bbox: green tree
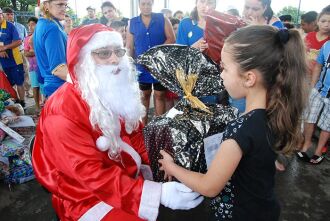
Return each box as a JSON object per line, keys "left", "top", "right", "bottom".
{"left": 67, "top": 7, "right": 81, "bottom": 27}
{"left": 277, "top": 6, "right": 305, "bottom": 24}
{"left": 0, "top": 0, "right": 37, "bottom": 11}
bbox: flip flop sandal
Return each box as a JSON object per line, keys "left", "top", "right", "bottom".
{"left": 296, "top": 151, "right": 310, "bottom": 162}
{"left": 309, "top": 155, "right": 324, "bottom": 165}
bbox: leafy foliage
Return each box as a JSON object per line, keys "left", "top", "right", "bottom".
{"left": 277, "top": 6, "right": 305, "bottom": 24}
{"left": 0, "top": 0, "right": 37, "bottom": 11}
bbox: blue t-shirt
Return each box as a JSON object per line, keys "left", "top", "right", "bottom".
{"left": 176, "top": 18, "right": 203, "bottom": 46}
{"left": 316, "top": 40, "right": 330, "bottom": 98}
{"left": 130, "top": 13, "right": 166, "bottom": 83}
{"left": 270, "top": 20, "right": 284, "bottom": 29}
{"left": 34, "top": 17, "right": 67, "bottom": 97}
{"left": 0, "top": 20, "right": 23, "bottom": 68}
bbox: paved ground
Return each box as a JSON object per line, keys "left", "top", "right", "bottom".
{"left": 1, "top": 98, "right": 329, "bottom": 220}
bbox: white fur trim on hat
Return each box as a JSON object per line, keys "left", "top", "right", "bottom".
{"left": 80, "top": 31, "right": 124, "bottom": 56}
{"left": 96, "top": 136, "right": 111, "bottom": 152}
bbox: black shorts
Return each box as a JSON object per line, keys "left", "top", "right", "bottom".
{"left": 139, "top": 82, "right": 166, "bottom": 91}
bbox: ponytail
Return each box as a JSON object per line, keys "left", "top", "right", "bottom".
{"left": 267, "top": 29, "right": 308, "bottom": 154}
{"left": 225, "top": 26, "right": 308, "bottom": 154}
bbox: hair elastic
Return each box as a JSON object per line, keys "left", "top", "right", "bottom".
{"left": 276, "top": 29, "right": 290, "bottom": 45}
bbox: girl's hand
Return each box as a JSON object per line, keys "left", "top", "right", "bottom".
{"left": 159, "top": 150, "right": 175, "bottom": 180}
{"left": 243, "top": 15, "right": 264, "bottom": 25}
{"left": 192, "top": 38, "right": 208, "bottom": 52}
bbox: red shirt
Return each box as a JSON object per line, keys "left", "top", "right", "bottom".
{"left": 304, "top": 32, "right": 330, "bottom": 78}
{"left": 305, "top": 32, "right": 330, "bottom": 60}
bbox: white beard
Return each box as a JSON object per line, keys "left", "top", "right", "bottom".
{"left": 75, "top": 54, "right": 145, "bottom": 157}
{"left": 94, "top": 60, "right": 144, "bottom": 127}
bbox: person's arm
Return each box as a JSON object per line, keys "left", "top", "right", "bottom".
{"left": 44, "top": 25, "right": 68, "bottom": 80}
{"left": 312, "top": 44, "right": 326, "bottom": 87}
{"left": 24, "top": 37, "right": 35, "bottom": 57}
{"left": 126, "top": 21, "right": 135, "bottom": 57}
{"left": 159, "top": 139, "right": 242, "bottom": 197}
{"left": 52, "top": 64, "right": 69, "bottom": 81}
{"left": 0, "top": 40, "right": 22, "bottom": 52}
{"left": 24, "top": 50, "right": 35, "bottom": 57}
{"left": 164, "top": 17, "right": 175, "bottom": 44}
{"left": 311, "top": 63, "right": 322, "bottom": 87}
{"left": 41, "top": 116, "right": 162, "bottom": 220}
{"left": 191, "top": 38, "right": 208, "bottom": 52}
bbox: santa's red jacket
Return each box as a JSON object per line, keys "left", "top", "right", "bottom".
{"left": 32, "top": 25, "right": 162, "bottom": 221}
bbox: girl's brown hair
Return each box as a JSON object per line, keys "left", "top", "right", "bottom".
{"left": 225, "top": 25, "right": 308, "bottom": 154}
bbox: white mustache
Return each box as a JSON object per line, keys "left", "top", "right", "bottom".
{"left": 95, "top": 65, "right": 120, "bottom": 75}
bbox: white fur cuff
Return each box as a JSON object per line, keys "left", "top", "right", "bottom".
{"left": 138, "top": 180, "right": 162, "bottom": 221}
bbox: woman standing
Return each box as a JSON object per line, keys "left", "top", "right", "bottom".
{"left": 176, "top": 0, "right": 216, "bottom": 51}
{"left": 242, "top": 0, "right": 284, "bottom": 28}
{"left": 126, "top": 0, "right": 175, "bottom": 124}
{"left": 34, "top": 0, "right": 68, "bottom": 97}
{"left": 175, "top": 0, "right": 218, "bottom": 105}
{"left": 100, "top": 1, "right": 129, "bottom": 28}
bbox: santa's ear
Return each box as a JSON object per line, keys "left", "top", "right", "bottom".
{"left": 96, "top": 136, "right": 111, "bottom": 151}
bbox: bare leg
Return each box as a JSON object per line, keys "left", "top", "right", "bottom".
{"left": 33, "top": 87, "right": 41, "bottom": 111}
{"left": 313, "top": 130, "right": 330, "bottom": 156}
{"left": 154, "top": 90, "right": 166, "bottom": 116}
{"left": 301, "top": 123, "right": 315, "bottom": 152}
{"left": 141, "top": 89, "right": 152, "bottom": 125}
{"left": 16, "top": 85, "right": 25, "bottom": 103}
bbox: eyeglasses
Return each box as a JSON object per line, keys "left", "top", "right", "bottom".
{"left": 51, "top": 2, "right": 69, "bottom": 9}
{"left": 92, "top": 48, "right": 126, "bottom": 59}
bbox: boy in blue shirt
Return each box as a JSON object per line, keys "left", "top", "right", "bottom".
{"left": 298, "top": 40, "right": 330, "bottom": 164}
{"left": 0, "top": 8, "right": 25, "bottom": 106}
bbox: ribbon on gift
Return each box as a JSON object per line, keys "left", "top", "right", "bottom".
{"left": 176, "top": 69, "right": 212, "bottom": 114}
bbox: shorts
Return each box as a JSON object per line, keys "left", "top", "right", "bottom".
{"left": 139, "top": 82, "right": 166, "bottom": 91}
{"left": 2, "top": 64, "right": 25, "bottom": 86}
{"left": 28, "top": 71, "right": 40, "bottom": 88}
{"left": 304, "top": 88, "right": 330, "bottom": 132}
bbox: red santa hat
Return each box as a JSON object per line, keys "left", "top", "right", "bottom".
{"left": 67, "top": 24, "right": 124, "bottom": 84}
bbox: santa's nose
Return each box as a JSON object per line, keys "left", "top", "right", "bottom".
{"left": 107, "top": 52, "right": 120, "bottom": 65}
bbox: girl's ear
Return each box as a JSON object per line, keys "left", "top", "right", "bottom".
{"left": 243, "top": 70, "right": 257, "bottom": 88}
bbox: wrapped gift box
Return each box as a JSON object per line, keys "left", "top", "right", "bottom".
{"left": 144, "top": 100, "right": 237, "bottom": 181}
{"left": 137, "top": 45, "right": 238, "bottom": 181}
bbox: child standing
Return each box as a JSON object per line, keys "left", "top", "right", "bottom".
{"left": 24, "top": 17, "right": 41, "bottom": 114}
{"left": 297, "top": 40, "right": 330, "bottom": 164}
{"left": 305, "top": 7, "right": 330, "bottom": 81}
{"left": 159, "top": 25, "right": 307, "bottom": 220}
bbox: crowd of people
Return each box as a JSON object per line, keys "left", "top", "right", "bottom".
{"left": 0, "top": 0, "right": 329, "bottom": 220}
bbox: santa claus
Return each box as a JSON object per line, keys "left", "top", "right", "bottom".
{"left": 32, "top": 24, "right": 203, "bottom": 221}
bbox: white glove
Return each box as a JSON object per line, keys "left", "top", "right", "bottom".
{"left": 160, "top": 182, "right": 204, "bottom": 210}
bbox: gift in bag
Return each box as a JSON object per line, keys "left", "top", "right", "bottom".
{"left": 1, "top": 137, "right": 34, "bottom": 184}
{"left": 4, "top": 160, "right": 35, "bottom": 184}
{"left": 203, "top": 10, "right": 246, "bottom": 64}
{"left": 137, "top": 45, "right": 238, "bottom": 181}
